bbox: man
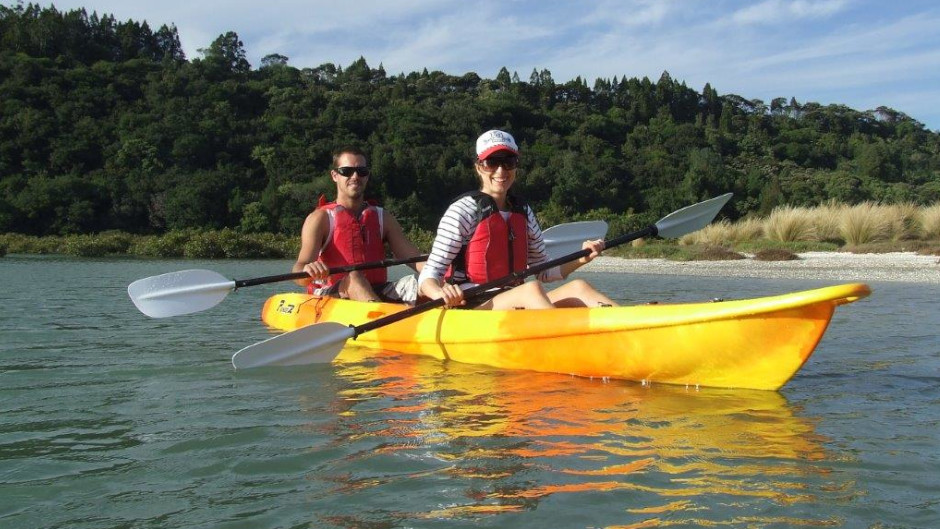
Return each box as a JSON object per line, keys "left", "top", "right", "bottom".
{"left": 293, "top": 147, "right": 422, "bottom": 303}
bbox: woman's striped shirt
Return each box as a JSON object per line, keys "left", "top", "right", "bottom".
{"left": 417, "top": 195, "right": 563, "bottom": 287}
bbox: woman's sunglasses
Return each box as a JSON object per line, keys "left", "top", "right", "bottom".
{"left": 479, "top": 156, "right": 519, "bottom": 171}
{"left": 335, "top": 166, "right": 371, "bottom": 177}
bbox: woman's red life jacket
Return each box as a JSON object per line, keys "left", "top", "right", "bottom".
{"left": 311, "top": 200, "right": 387, "bottom": 292}
{"left": 452, "top": 192, "right": 528, "bottom": 284}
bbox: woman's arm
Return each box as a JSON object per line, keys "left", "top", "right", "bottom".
{"left": 417, "top": 198, "right": 476, "bottom": 303}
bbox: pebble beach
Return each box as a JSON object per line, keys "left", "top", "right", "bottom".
{"left": 586, "top": 252, "right": 940, "bottom": 284}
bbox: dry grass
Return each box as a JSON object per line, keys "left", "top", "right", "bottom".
{"left": 705, "top": 201, "right": 940, "bottom": 253}
{"left": 681, "top": 217, "right": 765, "bottom": 246}
{"left": 629, "top": 202, "right": 939, "bottom": 255}
{"left": 730, "top": 217, "right": 765, "bottom": 242}
{"left": 840, "top": 202, "right": 893, "bottom": 246}
{"left": 680, "top": 219, "right": 732, "bottom": 246}
{"left": 809, "top": 200, "right": 844, "bottom": 243}
{"left": 885, "top": 202, "right": 921, "bottom": 241}
{"left": 764, "top": 206, "right": 817, "bottom": 242}
{"left": 620, "top": 201, "right": 940, "bottom": 261}
{"left": 920, "top": 203, "right": 940, "bottom": 240}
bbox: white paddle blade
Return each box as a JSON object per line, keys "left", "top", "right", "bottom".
{"left": 543, "top": 220, "right": 608, "bottom": 259}
{"left": 655, "top": 193, "right": 733, "bottom": 239}
{"left": 232, "top": 322, "right": 355, "bottom": 369}
{"left": 128, "top": 269, "right": 235, "bottom": 318}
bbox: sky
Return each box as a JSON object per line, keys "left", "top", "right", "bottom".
{"left": 34, "top": 0, "right": 940, "bottom": 131}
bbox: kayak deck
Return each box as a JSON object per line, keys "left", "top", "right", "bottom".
{"left": 260, "top": 283, "right": 871, "bottom": 390}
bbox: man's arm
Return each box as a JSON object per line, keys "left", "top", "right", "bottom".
{"left": 292, "top": 209, "right": 330, "bottom": 286}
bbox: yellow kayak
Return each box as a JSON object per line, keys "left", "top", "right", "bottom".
{"left": 260, "top": 283, "right": 871, "bottom": 391}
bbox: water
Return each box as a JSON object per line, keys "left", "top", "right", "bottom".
{"left": 1, "top": 255, "right": 939, "bottom": 528}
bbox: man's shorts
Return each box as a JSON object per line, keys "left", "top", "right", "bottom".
{"left": 312, "top": 274, "right": 419, "bottom": 304}
{"left": 377, "top": 274, "right": 419, "bottom": 304}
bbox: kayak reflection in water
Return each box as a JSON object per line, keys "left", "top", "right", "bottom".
{"left": 418, "top": 130, "right": 618, "bottom": 310}
{"left": 317, "top": 351, "right": 841, "bottom": 525}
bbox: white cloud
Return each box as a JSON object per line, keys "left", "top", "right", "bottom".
{"left": 577, "top": 0, "right": 676, "bottom": 27}
{"left": 789, "top": 0, "right": 849, "bottom": 17}
{"left": 731, "top": 0, "right": 848, "bottom": 25}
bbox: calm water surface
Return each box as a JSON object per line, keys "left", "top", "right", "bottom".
{"left": 1, "top": 256, "right": 938, "bottom": 528}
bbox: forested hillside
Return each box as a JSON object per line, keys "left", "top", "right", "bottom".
{"left": 2, "top": 3, "right": 939, "bottom": 237}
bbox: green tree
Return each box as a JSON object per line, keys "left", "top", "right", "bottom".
{"left": 2, "top": 3, "right": 940, "bottom": 238}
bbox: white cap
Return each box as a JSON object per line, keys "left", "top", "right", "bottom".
{"left": 475, "top": 130, "right": 519, "bottom": 160}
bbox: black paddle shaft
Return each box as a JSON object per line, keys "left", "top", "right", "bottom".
{"left": 227, "top": 221, "right": 607, "bottom": 289}
{"left": 350, "top": 225, "right": 657, "bottom": 338}
{"left": 233, "top": 255, "right": 428, "bottom": 288}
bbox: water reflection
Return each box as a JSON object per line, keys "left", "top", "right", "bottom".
{"left": 308, "top": 348, "right": 855, "bottom": 527}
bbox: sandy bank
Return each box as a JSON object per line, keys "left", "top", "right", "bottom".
{"left": 584, "top": 252, "right": 940, "bottom": 284}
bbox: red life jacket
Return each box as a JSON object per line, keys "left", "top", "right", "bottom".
{"left": 311, "top": 199, "right": 387, "bottom": 292}
{"left": 452, "top": 192, "right": 528, "bottom": 284}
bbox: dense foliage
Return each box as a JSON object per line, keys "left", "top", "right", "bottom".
{"left": 2, "top": 3, "right": 939, "bottom": 238}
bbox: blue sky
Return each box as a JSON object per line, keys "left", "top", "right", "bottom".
{"left": 40, "top": 0, "right": 940, "bottom": 131}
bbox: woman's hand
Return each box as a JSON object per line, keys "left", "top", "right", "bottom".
{"left": 438, "top": 283, "right": 467, "bottom": 308}
{"left": 578, "top": 239, "right": 606, "bottom": 264}
{"left": 421, "top": 279, "right": 466, "bottom": 308}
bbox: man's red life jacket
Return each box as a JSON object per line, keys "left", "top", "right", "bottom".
{"left": 312, "top": 199, "right": 386, "bottom": 292}
{"left": 452, "top": 192, "right": 528, "bottom": 284}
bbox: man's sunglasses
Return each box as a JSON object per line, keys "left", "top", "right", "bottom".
{"left": 479, "top": 156, "right": 519, "bottom": 171}
{"left": 335, "top": 166, "right": 371, "bottom": 177}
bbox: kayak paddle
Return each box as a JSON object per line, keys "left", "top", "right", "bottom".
{"left": 541, "top": 220, "right": 608, "bottom": 257}
{"left": 127, "top": 221, "right": 608, "bottom": 319}
{"left": 231, "top": 193, "right": 732, "bottom": 369}
{"left": 127, "top": 255, "right": 425, "bottom": 319}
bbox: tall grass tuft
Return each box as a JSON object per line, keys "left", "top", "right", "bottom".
{"left": 920, "top": 203, "right": 940, "bottom": 240}
{"left": 764, "top": 206, "right": 816, "bottom": 242}
{"left": 730, "top": 217, "right": 765, "bottom": 242}
{"left": 840, "top": 202, "right": 892, "bottom": 246}
{"left": 680, "top": 217, "right": 764, "bottom": 246}
{"left": 679, "top": 219, "right": 733, "bottom": 246}
{"left": 810, "top": 200, "right": 844, "bottom": 243}
{"left": 887, "top": 202, "right": 920, "bottom": 241}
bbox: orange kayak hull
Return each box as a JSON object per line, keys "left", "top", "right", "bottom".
{"left": 261, "top": 283, "right": 871, "bottom": 390}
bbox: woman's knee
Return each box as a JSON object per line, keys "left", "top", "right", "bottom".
{"left": 519, "top": 280, "right": 548, "bottom": 296}
{"left": 567, "top": 278, "right": 589, "bottom": 290}
{"left": 493, "top": 281, "right": 551, "bottom": 309}
{"left": 561, "top": 279, "right": 593, "bottom": 296}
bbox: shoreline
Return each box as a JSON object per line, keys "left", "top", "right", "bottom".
{"left": 584, "top": 251, "right": 940, "bottom": 284}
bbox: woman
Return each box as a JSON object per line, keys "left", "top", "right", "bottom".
{"left": 417, "top": 130, "right": 618, "bottom": 309}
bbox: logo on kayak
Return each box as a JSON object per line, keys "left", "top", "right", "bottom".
{"left": 276, "top": 299, "right": 296, "bottom": 314}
